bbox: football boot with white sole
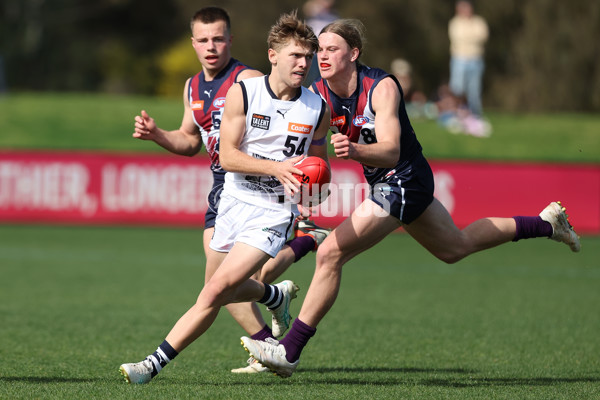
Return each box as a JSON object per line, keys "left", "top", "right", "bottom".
{"left": 241, "top": 337, "right": 299, "bottom": 378}
{"left": 539, "top": 201, "right": 580, "bottom": 252}
{"left": 231, "top": 357, "right": 269, "bottom": 374}
{"left": 119, "top": 358, "right": 153, "bottom": 384}
{"left": 295, "top": 219, "right": 331, "bottom": 250}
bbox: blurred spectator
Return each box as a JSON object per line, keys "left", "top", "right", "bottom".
{"left": 390, "top": 58, "right": 436, "bottom": 120}
{"left": 448, "top": 0, "right": 488, "bottom": 116}
{"left": 303, "top": 0, "right": 339, "bottom": 86}
{"left": 435, "top": 83, "right": 464, "bottom": 134}
{"left": 435, "top": 83, "right": 491, "bottom": 137}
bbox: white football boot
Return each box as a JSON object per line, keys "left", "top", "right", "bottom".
{"left": 539, "top": 201, "right": 581, "bottom": 252}
{"left": 267, "top": 280, "right": 299, "bottom": 338}
{"left": 295, "top": 219, "right": 332, "bottom": 250}
{"left": 119, "top": 358, "right": 153, "bottom": 384}
{"left": 230, "top": 357, "right": 269, "bottom": 374}
{"left": 241, "top": 337, "right": 299, "bottom": 378}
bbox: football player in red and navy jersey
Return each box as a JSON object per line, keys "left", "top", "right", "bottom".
{"left": 133, "top": 7, "right": 262, "bottom": 230}
{"left": 124, "top": 7, "right": 330, "bottom": 380}
{"left": 241, "top": 18, "right": 581, "bottom": 378}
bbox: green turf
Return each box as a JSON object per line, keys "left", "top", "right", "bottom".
{"left": 0, "top": 92, "right": 182, "bottom": 152}
{"left": 0, "top": 224, "right": 598, "bottom": 399}
{"left": 0, "top": 92, "right": 599, "bottom": 163}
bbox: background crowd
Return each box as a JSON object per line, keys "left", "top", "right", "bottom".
{"left": 1, "top": 0, "right": 598, "bottom": 114}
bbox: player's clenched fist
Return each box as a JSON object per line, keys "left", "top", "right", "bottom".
{"left": 133, "top": 110, "right": 157, "bottom": 140}
{"left": 330, "top": 132, "right": 352, "bottom": 159}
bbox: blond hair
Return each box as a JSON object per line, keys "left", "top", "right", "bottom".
{"left": 267, "top": 11, "right": 318, "bottom": 53}
{"left": 320, "top": 19, "right": 367, "bottom": 60}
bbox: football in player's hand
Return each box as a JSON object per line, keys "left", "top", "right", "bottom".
{"left": 292, "top": 156, "right": 331, "bottom": 205}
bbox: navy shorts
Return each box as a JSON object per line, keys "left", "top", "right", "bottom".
{"left": 205, "top": 171, "right": 226, "bottom": 229}
{"left": 369, "top": 152, "right": 434, "bottom": 225}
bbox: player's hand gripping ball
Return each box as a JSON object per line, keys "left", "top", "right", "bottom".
{"left": 292, "top": 156, "right": 331, "bottom": 205}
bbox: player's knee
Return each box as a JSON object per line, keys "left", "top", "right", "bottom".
{"left": 424, "top": 235, "right": 471, "bottom": 264}
{"left": 433, "top": 249, "right": 466, "bottom": 264}
{"left": 199, "top": 279, "right": 232, "bottom": 308}
{"left": 315, "top": 240, "right": 343, "bottom": 271}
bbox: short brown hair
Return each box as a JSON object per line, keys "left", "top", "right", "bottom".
{"left": 267, "top": 11, "right": 318, "bottom": 54}
{"left": 190, "top": 7, "right": 231, "bottom": 33}
{"left": 320, "top": 19, "right": 366, "bottom": 61}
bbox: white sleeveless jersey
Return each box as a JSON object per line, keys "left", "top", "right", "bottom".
{"left": 224, "top": 75, "right": 325, "bottom": 208}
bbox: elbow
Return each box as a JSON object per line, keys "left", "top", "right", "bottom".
{"left": 220, "top": 158, "right": 231, "bottom": 171}
{"left": 219, "top": 152, "right": 233, "bottom": 171}
{"left": 382, "top": 149, "right": 400, "bottom": 168}
{"left": 382, "top": 160, "right": 397, "bottom": 168}
{"left": 179, "top": 142, "right": 202, "bottom": 157}
{"left": 183, "top": 148, "right": 200, "bottom": 157}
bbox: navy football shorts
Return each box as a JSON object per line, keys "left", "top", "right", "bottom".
{"left": 205, "top": 171, "right": 226, "bottom": 229}
{"left": 369, "top": 152, "right": 434, "bottom": 225}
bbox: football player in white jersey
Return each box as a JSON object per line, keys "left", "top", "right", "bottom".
{"left": 130, "top": 6, "right": 331, "bottom": 375}
{"left": 119, "top": 11, "right": 330, "bottom": 384}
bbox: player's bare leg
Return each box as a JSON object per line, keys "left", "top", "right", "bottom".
{"left": 202, "top": 228, "right": 268, "bottom": 335}
{"left": 241, "top": 199, "right": 399, "bottom": 377}
{"left": 259, "top": 219, "right": 331, "bottom": 283}
{"left": 201, "top": 229, "right": 272, "bottom": 374}
{"left": 231, "top": 218, "right": 329, "bottom": 373}
{"left": 299, "top": 199, "right": 400, "bottom": 327}
{"left": 205, "top": 227, "right": 316, "bottom": 373}
{"left": 166, "top": 242, "right": 271, "bottom": 351}
{"left": 201, "top": 216, "right": 330, "bottom": 373}
{"left": 121, "top": 243, "right": 271, "bottom": 384}
{"left": 403, "top": 198, "right": 516, "bottom": 264}
{"left": 258, "top": 246, "right": 296, "bottom": 284}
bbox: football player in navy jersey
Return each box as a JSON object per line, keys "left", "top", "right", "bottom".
{"left": 122, "top": 7, "right": 330, "bottom": 380}
{"left": 240, "top": 18, "right": 581, "bottom": 378}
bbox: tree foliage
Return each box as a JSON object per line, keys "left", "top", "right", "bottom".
{"left": 1, "top": 0, "right": 598, "bottom": 111}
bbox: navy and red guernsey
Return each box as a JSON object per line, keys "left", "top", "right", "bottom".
{"left": 312, "top": 64, "right": 423, "bottom": 186}
{"left": 188, "top": 58, "right": 254, "bottom": 172}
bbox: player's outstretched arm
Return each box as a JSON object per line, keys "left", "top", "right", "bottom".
{"left": 132, "top": 78, "right": 202, "bottom": 156}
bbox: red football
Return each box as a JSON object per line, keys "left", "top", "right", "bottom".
{"left": 293, "top": 156, "right": 331, "bottom": 202}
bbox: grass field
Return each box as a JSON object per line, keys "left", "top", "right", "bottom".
{"left": 1, "top": 92, "right": 599, "bottom": 163}
{"left": 1, "top": 92, "right": 599, "bottom": 398}
{"left": 1, "top": 224, "right": 599, "bottom": 399}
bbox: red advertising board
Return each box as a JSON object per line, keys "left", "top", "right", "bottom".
{"left": 0, "top": 151, "right": 598, "bottom": 233}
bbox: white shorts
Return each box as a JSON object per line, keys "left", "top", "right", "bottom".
{"left": 209, "top": 193, "right": 298, "bottom": 258}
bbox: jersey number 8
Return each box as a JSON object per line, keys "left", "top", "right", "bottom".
{"left": 360, "top": 128, "right": 377, "bottom": 144}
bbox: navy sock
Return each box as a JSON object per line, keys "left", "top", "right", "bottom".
{"left": 251, "top": 325, "right": 275, "bottom": 341}
{"left": 513, "top": 216, "right": 553, "bottom": 241}
{"left": 286, "top": 236, "right": 316, "bottom": 262}
{"left": 148, "top": 340, "right": 178, "bottom": 377}
{"left": 279, "top": 318, "right": 316, "bottom": 363}
{"left": 258, "top": 284, "right": 282, "bottom": 309}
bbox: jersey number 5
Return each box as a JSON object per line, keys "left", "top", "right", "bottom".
{"left": 211, "top": 110, "right": 221, "bottom": 130}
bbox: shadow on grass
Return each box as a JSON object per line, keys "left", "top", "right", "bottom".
{"left": 300, "top": 366, "right": 476, "bottom": 374}
{"left": 298, "top": 372, "right": 600, "bottom": 387}
{"left": 420, "top": 376, "right": 600, "bottom": 388}
{"left": 226, "top": 367, "right": 600, "bottom": 388}
{"left": 4, "top": 372, "right": 599, "bottom": 388}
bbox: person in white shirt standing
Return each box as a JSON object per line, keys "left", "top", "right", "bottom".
{"left": 448, "top": 0, "right": 488, "bottom": 116}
